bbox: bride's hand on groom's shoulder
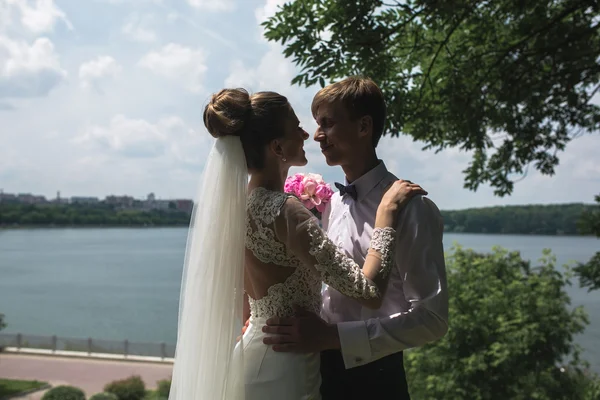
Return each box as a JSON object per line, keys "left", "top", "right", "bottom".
{"left": 381, "top": 179, "right": 428, "bottom": 212}
{"left": 262, "top": 306, "right": 341, "bottom": 353}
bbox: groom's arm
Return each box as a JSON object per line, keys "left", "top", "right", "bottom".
{"left": 337, "top": 196, "right": 449, "bottom": 369}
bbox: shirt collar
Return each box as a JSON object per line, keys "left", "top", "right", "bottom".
{"left": 344, "top": 161, "right": 388, "bottom": 201}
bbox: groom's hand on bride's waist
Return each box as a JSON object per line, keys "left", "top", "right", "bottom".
{"left": 262, "top": 306, "right": 341, "bottom": 353}
{"left": 236, "top": 319, "right": 250, "bottom": 343}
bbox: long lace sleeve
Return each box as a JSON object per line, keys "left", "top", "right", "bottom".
{"left": 274, "top": 198, "right": 396, "bottom": 303}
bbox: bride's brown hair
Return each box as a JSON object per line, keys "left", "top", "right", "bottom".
{"left": 204, "top": 88, "right": 292, "bottom": 170}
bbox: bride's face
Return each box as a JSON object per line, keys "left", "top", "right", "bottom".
{"left": 278, "top": 108, "right": 309, "bottom": 167}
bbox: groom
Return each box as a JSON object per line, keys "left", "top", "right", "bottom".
{"left": 262, "top": 76, "right": 449, "bottom": 399}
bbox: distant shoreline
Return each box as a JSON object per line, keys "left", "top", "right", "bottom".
{"left": 0, "top": 224, "right": 595, "bottom": 237}
{"left": 1, "top": 202, "right": 597, "bottom": 236}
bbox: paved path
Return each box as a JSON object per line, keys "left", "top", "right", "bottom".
{"left": 0, "top": 353, "right": 172, "bottom": 399}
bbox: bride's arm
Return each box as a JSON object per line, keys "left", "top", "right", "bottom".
{"left": 274, "top": 199, "right": 396, "bottom": 309}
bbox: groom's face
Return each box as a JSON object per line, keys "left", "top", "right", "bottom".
{"left": 313, "top": 102, "right": 361, "bottom": 166}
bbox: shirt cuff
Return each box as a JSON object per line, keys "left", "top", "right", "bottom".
{"left": 337, "top": 320, "right": 371, "bottom": 369}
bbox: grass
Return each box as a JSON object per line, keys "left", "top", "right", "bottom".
{"left": 0, "top": 378, "right": 48, "bottom": 398}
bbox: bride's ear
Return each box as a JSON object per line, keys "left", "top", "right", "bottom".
{"left": 269, "top": 139, "right": 285, "bottom": 160}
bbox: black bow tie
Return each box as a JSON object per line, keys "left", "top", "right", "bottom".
{"left": 335, "top": 182, "right": 358, "bottom": 200}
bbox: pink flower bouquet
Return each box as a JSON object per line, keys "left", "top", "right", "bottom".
{"left": 284, "top": 172, "right": 333, "bottom": 218}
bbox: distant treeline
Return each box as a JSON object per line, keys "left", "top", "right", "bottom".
{"left": 1, "top": 202, "right": 597, "bottom": 235}
{"left": 0, "top": 203, "right": 190, "bottom": 227}
{"left": 441, "top": 203, "right": 595, "bottom": 235}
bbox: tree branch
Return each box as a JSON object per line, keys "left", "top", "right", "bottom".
{"left": 414, "top": 12, "right": 470, "bottom": 112}
{"left": 477, "top": 0, "right": 589, "bottom": 89}
{"left": 355, "top": 7, "right": 425, "bottom": 46}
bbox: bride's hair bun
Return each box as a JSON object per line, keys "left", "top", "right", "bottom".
{"left": 203, "top": 88, "right": 252, "bottom": 138}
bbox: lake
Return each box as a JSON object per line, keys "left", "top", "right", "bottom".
{"left": 0, "top": 228, "right": 598, "bottom": 370}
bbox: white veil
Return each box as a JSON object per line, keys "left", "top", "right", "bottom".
{"left": 169, "top": 135, "right": 247, "bottom": 400}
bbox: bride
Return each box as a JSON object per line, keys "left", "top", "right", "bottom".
{"left": 168, "top": 88, "right": 426, "bottom": 400}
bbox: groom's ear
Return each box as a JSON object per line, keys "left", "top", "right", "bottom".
{"left": 358, "top": 115, "right": 373, "bottom": 139}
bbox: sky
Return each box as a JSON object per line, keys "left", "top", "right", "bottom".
{"left": 1, "top": 0, "right": 599, "bottom": 210}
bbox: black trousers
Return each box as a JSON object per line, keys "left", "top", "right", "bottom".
{"left": 320, "top": 350, "right": 411, "bottom": 399}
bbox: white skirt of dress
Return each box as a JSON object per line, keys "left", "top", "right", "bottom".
{"left": 234, "top": 317, "right": 322, "bottom": 400}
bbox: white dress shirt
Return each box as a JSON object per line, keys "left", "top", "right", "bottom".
{"left": 321, "top": 161, "right": 448, "bottom": 369}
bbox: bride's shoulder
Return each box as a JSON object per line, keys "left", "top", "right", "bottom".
{"left": 248, "top": 187, "right": 294, "bottom": 223}
{"left": 249, "top": 187, "right": 288, "bottom": 203}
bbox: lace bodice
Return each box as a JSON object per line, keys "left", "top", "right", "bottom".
{"left": 245, "top": 187, "right": 396, "bottom": 319}
{"left": 246, "top": 188, "right": 303, "bottom": 268}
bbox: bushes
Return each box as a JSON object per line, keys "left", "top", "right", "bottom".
{"left": 104, "top": 376, "right": 145, "bottom": 400}
{"left": 156, "top": 379, "right": 171, "bottom": 398}
{"left": 405, "top": 246, "right": 599, "bottom": 400}
{"left": 41, "top": 385, "right": 85, "bottom": 400}
{"left": 89, "top": 393, "right": 119, "bottom": 400}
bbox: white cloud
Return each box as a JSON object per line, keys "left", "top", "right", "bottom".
{"left": 79, "top": 55, "right": 122, "bottom": 90}
{"left": 138, "top": 43, "right": 207, "bottom": 92}
{"left": 166, "top": 12, "right": 179, "bottom": 23}
{"left": 0, "top": 1, "right": 13, "bottom": 32}
{"left": 6, "top": 0, "right": 73, "bottom": 33}
{"left": 101, "top": 0, "right": 163, "bottom": 4}
{"left": 225, "top": 45, "right": 295, "bottom": 94}
{"left": 122, "top": 13, "right": 156, "bottom": 42}
{"left": 75, "top": 114, "right": 212, "bottom": 164}
{"left": 0, "top": 35, "right": 66, "bottom": 98}
{"left": 255, "top": 0, "right": 286, "bottom": 24}
{"left": 77, "top": 114, "right": 172, "bottom": 158}
{"left": 186, "top": 0, "right": 235, "bottom": 12}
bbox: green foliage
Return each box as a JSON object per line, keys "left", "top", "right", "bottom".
{"left": 0, "top": 313, "right": 5, "bottom": 332}
{"left": 41, "top": 385, "right": 86, "bottom": 400}
{"left": 575, "top": 252, "right": 600, "bottom": 292}
{"left": 156, "top": 379, "right": 171, "bottom": 398}
{"left": 89, "top": 393, "right": 119, "bottom": 400}
{"left": 443, "top": 203, "right": 591, "bottom": 234}
{"left": 264, "top": 0, "right": 600, "bottom": 196}
{"left": 0, "top": 203, "right": 190, "bottom": 227}
{"left": 104, "top": 376, "right": 146, "bottom": 400}
{"left": 404, "top": 246, "right": 596, "bottom": 399}
{"left": 575, "top": 193, "right": 600, "bottom": 291}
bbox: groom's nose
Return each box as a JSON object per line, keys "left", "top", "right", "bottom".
{"left": 313, "top": 127, "right": 326, "bottom": 142}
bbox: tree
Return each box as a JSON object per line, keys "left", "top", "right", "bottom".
{"left": 263, "top": 0, "right": 600, "bottom": 196}
{"left": 575, "top": 194, "right": 600, "bottom": 291}
{"left": 404, "top": 246, "right": 598, "bottom": 400}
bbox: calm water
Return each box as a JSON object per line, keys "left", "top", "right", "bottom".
{"left": 0, "top": 228, "right": 598, "bottom": 370}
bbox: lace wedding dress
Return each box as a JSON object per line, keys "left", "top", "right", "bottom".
{"left": 235, "top": 187, "right": 396, "bottom": 399}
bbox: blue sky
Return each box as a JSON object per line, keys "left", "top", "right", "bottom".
{"left": 1, "top": 0, "right": 599, "bottom": 210}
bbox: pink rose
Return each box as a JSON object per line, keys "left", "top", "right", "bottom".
{"left": 284, "top": 172, "right": 333, "bottom": 212}
{"left": 315, "top": 183, "right": 333, "bottom": 212}
{"left": 284, "top": 173, "right": 304, "bottom": 197}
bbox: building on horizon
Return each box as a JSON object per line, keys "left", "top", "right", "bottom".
{"left": 17, "top": 193, "right": 47, "bottom": 204}
{"left": 105, "top": 195, "right": 135, "bottom": 208}
{"left": 174, "top": 199, "right": 193, "bottom": 214}
{"left": 71, "top": 196, "right": 100, "bottom": 205}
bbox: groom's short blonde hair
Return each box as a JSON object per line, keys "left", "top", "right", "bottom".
{"left": 311, "top": 76, "right": 386, "bottom": 147}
